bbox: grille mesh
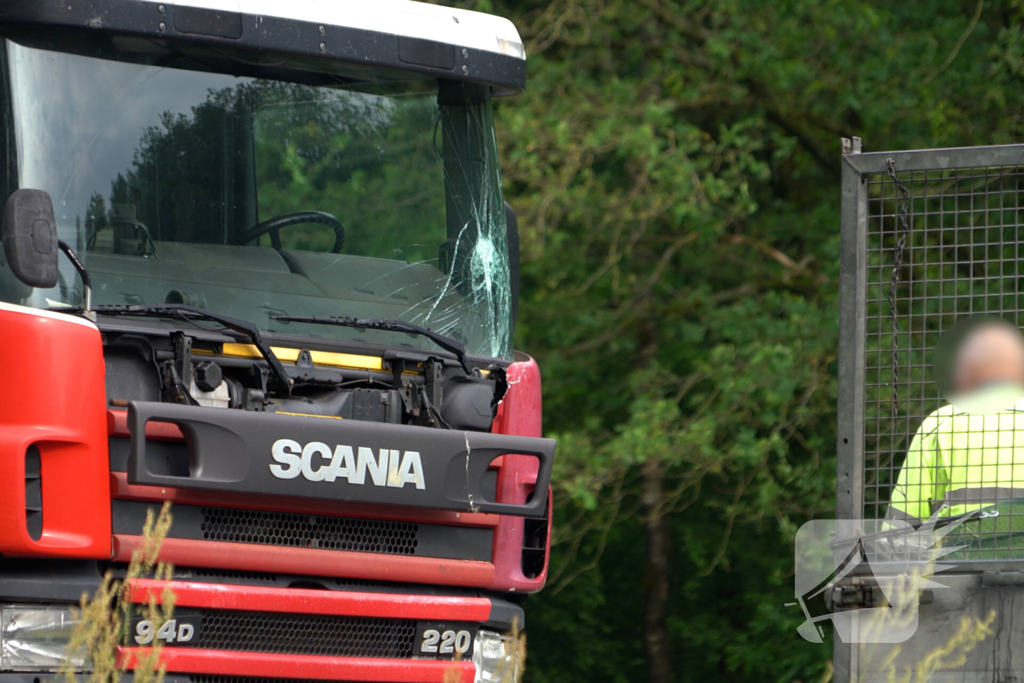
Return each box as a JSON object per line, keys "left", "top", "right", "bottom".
{"left": 193, "top": 609, "right": 416, "bottom": 657}
{"left": 864, "top": 166, "right": 1024, "bottom": 518}
{"left": 200, "top": 508, "right": 419, "bottom": 554}
{"left": 849, "top": 158, "right": 1024, "bottom": 562}
{"left": 114, "top": 564, "right": 408, "bottom": 589}
{"left": 189, "top": 567, "right": 279, "bottom": 582}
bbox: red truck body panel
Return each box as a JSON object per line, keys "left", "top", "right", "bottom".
{"left": 489, "top": 357, "right": 552, "bottom": 592}
{"left": 0, "top": 304, "right": 546, "bottom": 683}
{"left": 0, "top": 303, "right": 110, "bottom": 558}
{"left": 126, "top": 579, "right": 493, "bottom": 621}
{"left": 118, "top": 648, "right": 476, "bottom": 683}
{"left": 112, "top": 535, "right": 497, "bottom": 587}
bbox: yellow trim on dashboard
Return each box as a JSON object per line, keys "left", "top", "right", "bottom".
{"left": 274, "top": 411, "right": 345, "bottom": 420}
{"left": 308, "top": 349, "right": 384, "bottom": 371}
{"left": 197, "top": 343, "right": 384, "bottom": 371}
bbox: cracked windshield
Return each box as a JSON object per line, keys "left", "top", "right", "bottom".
{"left": 1, "top": 41, "right": 513, "bottom": 359}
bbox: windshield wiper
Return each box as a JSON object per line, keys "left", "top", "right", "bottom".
{"left": 271, "top": 315, "right": 471, "bottom": 374}
{"left": 93, "top": 303, "right": 293, "bottom": 395}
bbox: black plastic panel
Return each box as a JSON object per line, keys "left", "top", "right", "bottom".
{"left": 2, "top": 188, "right": 58, "bottom": 288}
{"left": 521, "top": 491, "right": 547, "bottom": 580}
{"left": 126, "top": 401, "right": 554, "bottom": 518}
{"left": 173, "top": 6, "right": 242, "bottom": 39}
{"left": 398, "top": 37, "right": 456, "bottom": 70}
{"left": 109, "top": 436, "right": 189, "bottom": 476}
{"left": 24, "top": 444, "right": 41, "bottom": 541}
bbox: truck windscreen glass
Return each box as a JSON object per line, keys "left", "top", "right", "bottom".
{"left": 0, "top": 40, "right": 513, "bottom": 360}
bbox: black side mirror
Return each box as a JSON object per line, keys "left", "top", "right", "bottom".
{"left": 1, "top": 189, "right": 58, "bottom": 288}
{"left": 504, "top": 201, "right": 520, "bottom": 332}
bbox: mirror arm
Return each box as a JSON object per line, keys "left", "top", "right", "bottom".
{"left": 57, "top": 240, "right": 92, "bottom": 315}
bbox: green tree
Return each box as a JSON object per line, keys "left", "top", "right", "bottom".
{"left": 437, "top": 0, "right": 1024, "bottom": 680}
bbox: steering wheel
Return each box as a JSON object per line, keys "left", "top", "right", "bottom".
{"left": 235, "top": 211, "right": 346, "bottom": 253}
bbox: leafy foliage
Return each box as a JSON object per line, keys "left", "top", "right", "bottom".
{"left": 435, "top": 0, "right": 1024, "bottom": 680}
{"left": 61, "top": 503, "right": 174, "bottom": 683}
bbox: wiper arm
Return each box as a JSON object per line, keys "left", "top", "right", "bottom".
{"left": 271, "top": 315, "right": 471, "bottom": 374}
{"left": 95, "top": 303, "right": 293, "bottom": 395}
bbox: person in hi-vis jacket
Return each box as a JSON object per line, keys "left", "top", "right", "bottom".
{"left": 888, "top": 317, "right": 1024, "bottom": 525}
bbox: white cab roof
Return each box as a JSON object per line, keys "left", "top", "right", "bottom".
{"left": 139, "top": 0, "right": 525, "bottom": 59}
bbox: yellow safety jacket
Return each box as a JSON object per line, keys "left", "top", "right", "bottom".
{"left": 887, "top": 386, "right": 1024, "bottom": 525}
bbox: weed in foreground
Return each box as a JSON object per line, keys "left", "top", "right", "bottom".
{"left": 60, "top": 502, "right": 175, "bottom": 683}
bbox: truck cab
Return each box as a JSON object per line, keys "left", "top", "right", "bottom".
{"left": 0, "top": 2, "right": 554, "bottom": 682}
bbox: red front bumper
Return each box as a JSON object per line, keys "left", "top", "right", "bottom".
{"left": 119, "top": 580, "right": 487, "bottom": 683}
{"left": 118, "top": 649, "right": 476, "bottom": 683}
{"left": 125, "top": 579, "right": 492, "bottom": 621}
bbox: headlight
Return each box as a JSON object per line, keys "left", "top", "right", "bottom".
{"left": 473, "top": 629, "right": 524, "bottom": 683}
{"left": 1, "top": 605, "right": 88, "bottom": 671}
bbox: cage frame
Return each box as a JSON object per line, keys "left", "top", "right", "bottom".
{"left": 834, "top": 140, "right": 1024, "bottom": 683}
{"left": 838, "top": 143, "right": 1024, "bottom": 573}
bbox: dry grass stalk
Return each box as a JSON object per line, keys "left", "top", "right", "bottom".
{"left": 60, "top": 502, "right": 175, "bottom": 683}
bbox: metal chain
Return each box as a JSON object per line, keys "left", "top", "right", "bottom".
{"left": 885, "top": 158, "right": 912, "bottom": 419}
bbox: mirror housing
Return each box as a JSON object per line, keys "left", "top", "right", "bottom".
{"left": 1, "top": 189, "right": 59, "bottom": 289}
{"left": 504, "top": 201, "right": 520, "bottom": 332}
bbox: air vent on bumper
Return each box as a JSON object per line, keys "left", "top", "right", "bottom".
{"left": 24, "top": 445, "right": 41, "bottom": 541}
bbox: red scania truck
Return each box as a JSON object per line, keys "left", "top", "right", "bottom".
{"left": 0, "top": 2, "right": 555, "bottom": 682}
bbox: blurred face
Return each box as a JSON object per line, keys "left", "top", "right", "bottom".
{"left": 951, "top": 322, "right": 1024, "bottom": 395}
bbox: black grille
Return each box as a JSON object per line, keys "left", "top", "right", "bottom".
{"left": 24, "top": 445, "right": 41, "bottom": 541}
{"left": 199, "top": 508, "right": 420, "bottom": 555}
{"left": 194, "top": 609, "right": 416, "bottom": 658}
{"left": 189, "top": 567, "right": 279, "bottom": 582}
{"left": 334, "top": 577, "right": 410, "bottom": 589}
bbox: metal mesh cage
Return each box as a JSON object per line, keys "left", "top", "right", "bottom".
{"left": 842, "top": 144, "right": 1024, "bottom": 563}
